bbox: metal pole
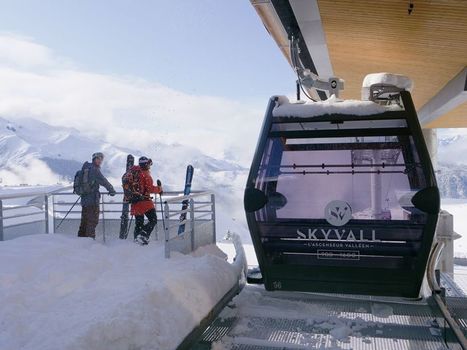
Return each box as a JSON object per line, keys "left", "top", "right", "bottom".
{"left": 156, "top": 180, "right": 165, "bottom": 242}
{"left": 101, "top": 195, "right": 106, "bottom": 243}
{"left": 370, "top": 150, "right": 383, "bottom": 219}
{"left": 55, "top": 196, "right": 80, "bottom": 230}
{"left": 190, "top": 198, "right": 195, "bottom": 252}
{"left": 164, "top": 202, "right": 170, "bottom": 258}
{"left": 127, "top": 215, "right": 134, "bottom": 240}
{"left": 157, "top": 196, "right": 164, "bottom": 242}
{"left": 44, "top": 195, "right": 49, "bottom": 234}
{"left": 211, "top": 193, "right": 216, "bottom": 244}
{"left": 51, "top": 195, "right": 56, "bottom": 234}
{"left": 0, "top": 200, "right": 4, "bottom": 241}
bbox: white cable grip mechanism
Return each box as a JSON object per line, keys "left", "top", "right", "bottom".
{"left": 289, "top": 35, "right": 344, "bottom": 98}
{"left": 300, "top": 71, "right": 344, "bottom": 98}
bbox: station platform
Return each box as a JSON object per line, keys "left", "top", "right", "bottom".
{"left": 191, "top": 269, "right": 467, "bottom": 350}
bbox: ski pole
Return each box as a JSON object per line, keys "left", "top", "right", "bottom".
{"left": 157, "top": 179, "right": 166, "bottom": 240}
{"left": 55, "top": 196, "right": 80, "bottom": 230}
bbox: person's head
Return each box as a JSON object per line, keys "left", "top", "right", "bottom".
{"left": 138, "top": 156, "right": 153, "bottom": 170}
{"left": 92, "top": 152, "right": 104, "bottom": 166}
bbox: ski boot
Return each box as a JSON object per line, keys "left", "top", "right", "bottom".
{"left": 134, "top": 235, "right": 149, "bottom": 246}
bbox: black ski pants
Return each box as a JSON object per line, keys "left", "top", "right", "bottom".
{"left": 134, "top": 208, "right": 158, "bottom": 240}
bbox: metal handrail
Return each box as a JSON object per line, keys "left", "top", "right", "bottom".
{"left": 2, "top": 205, "right": 39, "bottom": 211}
{"left": 163, "top": 192, "right": 216, "bottom": 258}
{"left": 0, "top": 185, "right": 72, "bottom": 200}
{"left": 193, "top": 203, "right": 212, "bottom": 211}
{"left": 163, "top": 191, "right": 215, "bottom": 203}
{"left": 0, "top": 186, "right": 217, "bottom": 267}
{"left": 427, "top": 241, "right": 467, "bottom": 350}
{"left": 2, "top": 211, "right": 44, "bottom": 220}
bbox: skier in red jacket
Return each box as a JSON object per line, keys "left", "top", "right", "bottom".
{"left": 131, "top": 156, "right": 162, "bottom": 245}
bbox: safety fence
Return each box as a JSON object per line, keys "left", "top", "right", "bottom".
{"left": 163, "top": 191, "right": 216, "bottom": 258}
{"left": 0, "top": 188, "right": 216, "bottom": 258}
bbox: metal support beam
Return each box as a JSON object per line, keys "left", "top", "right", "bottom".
{"left": 436, "top": 210, "right": 461, "bottom": 274}
{"left": 419, "top": 66, "right": 467, "bottom": 126}
{"left": 288, "top": 0, "right": 333, "bottom": 78}
{"left": 422, "top": 128, "right": 438, "bottom": 171}
{"left": 250, "top": 0, "right": 334, "bottom": 100}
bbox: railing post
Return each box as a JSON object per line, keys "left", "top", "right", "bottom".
{"left": 44, "top": 195, "right": 49, "bottom": 234}
{"left": 211, "top": 193, "right": 216, "bottom": 244}
{"left": 51, "top": 195, "right": 55, "bottom": 234}
{"left": 0, "top": 200, "right": 4, "bottom": 241}
{"left": 190, "top": 198, "right": 195, "bottom": 252}
{"left": 164, "top": 202, "right": 170, "bottom": 258}
{"left": 101, "top": 195, "right": 106, "bottom": 243}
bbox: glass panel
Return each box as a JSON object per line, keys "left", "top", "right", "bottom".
{"left": 255, "top": 133, "right": 427, "bottom": 225}
{"left": 271, "top": 119, "right": 407, "bottom": 132}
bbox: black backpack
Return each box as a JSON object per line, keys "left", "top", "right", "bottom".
{"left": 73, "top": 164, "right": 93, "bottom": 195}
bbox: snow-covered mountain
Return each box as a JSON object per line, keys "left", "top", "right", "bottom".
{"left": 439, "top": 134, "right": 467, "bottom": 166}
{"left": 0, "top": 117, "right": 250, "bottom": 237}
{"left": 437, "top": 134, "right": 467, "bottom": 199}
{"left": 1, "top": 116, "right": 466, "bottom": 241}
{"left": 437, "top": 163, "right": 467, "bottom": 198}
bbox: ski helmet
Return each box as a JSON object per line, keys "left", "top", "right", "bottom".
{"left": 139, "top": 156, "right": 153, "bottom": 169}
{"left": 92, "top": 152, "right": 104, "bottom": 161}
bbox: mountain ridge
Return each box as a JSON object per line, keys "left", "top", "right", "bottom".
{"left": 0, "top": 116, "right": 250, "bottom": 236}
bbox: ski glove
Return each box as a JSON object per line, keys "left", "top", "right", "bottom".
{"left": 109, "top": 190, "right": 116, "bottom": 197}
{"left": 156, "top": 180, "right": 163, "bottom": 195}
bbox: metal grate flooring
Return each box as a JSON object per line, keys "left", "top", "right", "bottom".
{"left": 442, "top": 273, "right": 467, "bottom": 298}
{"left": 192, "top": 285, "right": 462, "bottom": 349}
{"left": 191, "top": 270, "right": 467, "bottom": 350}
{"left": 442, "top": 270, "right": 467, "bottom": 337}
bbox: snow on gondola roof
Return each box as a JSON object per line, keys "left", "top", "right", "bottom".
{"left": 272, "top": 95, "right": 401, "bottom": 118}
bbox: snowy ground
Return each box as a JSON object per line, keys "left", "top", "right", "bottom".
{"left": 0, "top": 234, "right": 240, "bottom": 350}
{"left": 218, "top": 242, "right": 258, "bottom": 267}
{"left": 441, "top": 199, "right": 467, "bottom": 258}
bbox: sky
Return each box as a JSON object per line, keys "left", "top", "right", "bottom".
{"left": 0, "top": 0, "right": 296, "bottom": 103}
{"left": 0, "top": 0, "right": 463, "bottom": 169}
{"left": 0, "top": 0, "right": 302, "bottom": 167}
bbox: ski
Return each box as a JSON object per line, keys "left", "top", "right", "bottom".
{"left": 178, "top": 165, "right": 194, "bottom": 235}
{"left": 119, "top": 154, "right": 134, "bottom": 239}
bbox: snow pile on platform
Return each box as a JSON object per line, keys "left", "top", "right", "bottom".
{"left": 0, "top": 234, "right": 239, "bottom": 350}
{"left": 273, "top": 95, "right": 400, "bottom": 118}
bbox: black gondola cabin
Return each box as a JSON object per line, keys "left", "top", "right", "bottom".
{"left": 244, "top": 90, "right": 439, "bottom": 297}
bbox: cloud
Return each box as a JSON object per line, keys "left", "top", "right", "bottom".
{"left": 0, "top": 156, "right": 59, "bottom": 185}
{"left": 0, "top": 34, "right": 263, "bottom": 166}
{"left": 0, "top": 33, "right": 70, "bottom": 69}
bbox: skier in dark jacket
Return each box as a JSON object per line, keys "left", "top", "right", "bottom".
{"left": 78, "top": 152, "right": 116, "bottom": 238}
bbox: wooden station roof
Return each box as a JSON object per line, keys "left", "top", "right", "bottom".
{"left": 251, "top": 0, "right": 467, "bottom": 128}
{"left": 317, "top": 0, "right": 467, "bottom": 128}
